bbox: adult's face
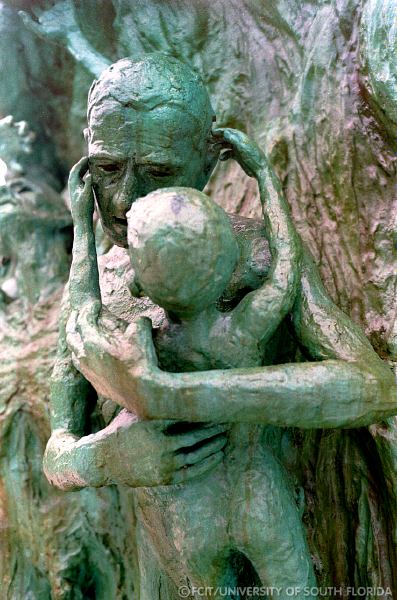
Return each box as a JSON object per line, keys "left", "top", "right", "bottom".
{"left": 88, "top": 102, "right": 217, "bottom": 247}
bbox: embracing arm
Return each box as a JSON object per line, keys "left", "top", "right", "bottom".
{"left": 139, "top": 357, "right": 396, "bottom": 429}
{"left": 45, "top": 291, "right": 228, "bottom": 490}
{"left": 44, "top": 158, "right": 229, "bottom": 490}
{"left": 133, "top": 247, "right": 397, "bottom": 428}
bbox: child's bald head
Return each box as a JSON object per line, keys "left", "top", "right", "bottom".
{"left": 127, "top": 187, "right": 239, "bottom": 317}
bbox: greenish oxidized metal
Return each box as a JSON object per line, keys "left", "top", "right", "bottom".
{"left": 42, "top": 54, "right": 397, "bottom": 597}
{"left": 1, "top": 0, "right": 397, "bottom": 595}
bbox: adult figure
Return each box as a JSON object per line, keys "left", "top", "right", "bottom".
{"left": 44, "top": 54, "right": 397, "bottom": 595}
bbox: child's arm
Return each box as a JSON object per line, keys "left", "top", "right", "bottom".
{"left": 214, "top": 128, "right": 301, "bottom": 344}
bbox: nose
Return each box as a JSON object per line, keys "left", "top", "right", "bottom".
{"left": 113, "top": 160, "right": 138, "bottom": 217}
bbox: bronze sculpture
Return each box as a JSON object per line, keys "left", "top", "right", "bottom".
{"left": 43, "top": 54, "right": 397, "bottom": 596}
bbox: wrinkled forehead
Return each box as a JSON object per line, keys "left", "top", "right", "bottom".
{"left": 88, "top": 100, "right": 207, "bottom": 159}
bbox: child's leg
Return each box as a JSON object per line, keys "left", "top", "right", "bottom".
{"left": 229, "top": 445, "right": 316, "bottom": 598}
{"left": 136, "top": 519, "right": 183, "bottom": 600}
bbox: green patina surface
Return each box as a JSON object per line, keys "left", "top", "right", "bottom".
{"left": 1, "top": 1, "right": 397, "bottom": 598}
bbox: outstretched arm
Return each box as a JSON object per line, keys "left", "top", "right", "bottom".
{"left": 214, "top": 129, "right": 301, "bottom": 344}
{"left": 19, "top": 1, "right": 111, "bottom": 78}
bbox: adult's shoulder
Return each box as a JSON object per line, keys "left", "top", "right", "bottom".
{"left": 220, "top": 214, "right": 271, "bottom": 308}
{"left": 98, "top": 245, "right": 165, "bottom": 326}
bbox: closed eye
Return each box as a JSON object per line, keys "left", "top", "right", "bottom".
{"left": 147, "top": 168, "right": 176, "bottom": 179}
{"left": 145, "top": 164, "right": 175, "bottom": 178}
{"left": 97, "top": 163, "right": 122, "bottom": 173}
{"left": 152, "top": 170, "right": 169, "bottom": 176}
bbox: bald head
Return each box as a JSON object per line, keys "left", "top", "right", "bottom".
{"left": 88, "top": 53, "right": 215, "bottom": 136}
{"left": 127, "top": 187, "right": 238, "bottom": 317}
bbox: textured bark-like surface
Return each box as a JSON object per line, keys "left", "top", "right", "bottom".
{"left": 0, "top": 300, "right": 132, "bottom": 600}
{"left": 1, "top": 0, "right": 397, "bottom": 594}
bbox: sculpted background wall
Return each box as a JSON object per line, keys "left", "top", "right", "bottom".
{"left": 0, "top": 0, "right": 396, "bottom": 596}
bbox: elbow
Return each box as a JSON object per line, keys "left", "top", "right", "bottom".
{"left": 43, "top": 430, "right": 98, "bottom": 492}
{"left": 356, "top": 362, "right": 397, "bottom": 425}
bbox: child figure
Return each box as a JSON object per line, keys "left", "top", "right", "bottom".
{"left": 128, "top": 186, "right": 296, "bottom": 373}
{"left": 67, "top": 155, "right": 316, "bottom": 596}
{"left": 125, "top": 186, "right": 315, "bottom": 595}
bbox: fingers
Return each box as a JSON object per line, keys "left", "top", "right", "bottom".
{"left": 211, "top": 127, "right": 227, "bottom": 139}
{"left": 171, "top": 452, "right": 224, "bottom": 485}
{"left": 1, "top": 115, "right": 13, "bottom": 126}
{"left": 65, "top": 310, "right": 84, "bottom": 357}
{"left": 211, "top": 128, "right": 232, "bottom": 151}
{"left": 17, "top": 121, "right": 28, "bottom": 136}
{"left": 168, "top": 423, "right": 229, "bottom": 450}
{"left": 211, "top": 128, "right": 243, "bottom": 162}
{"left": 219, "top": 149, "right": 233, "bottom": 162}
{"left": 82, "top": 172, "right": 94, "bottom": 205}
{"left": 212, "top": 127, "right": 239, "bottom": 142}
{"left": 125, "top": 316, "right": 159, "bottom": 367}
{"left": 68, "top": 156, "right": 89, "bottom": 192}
{"left": 66, "top": 301, "right": 101, "bottom": 350}
{"left": 173, "top": 434, "right": 227, "bottom": 469}
{"left": 213, "top": 127, "right": 252, "bottom": 149}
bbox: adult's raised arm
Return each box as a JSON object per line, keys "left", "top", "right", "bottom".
{"left": 44, "top": 158, "right": 229, "bottom": 491}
